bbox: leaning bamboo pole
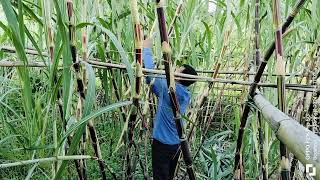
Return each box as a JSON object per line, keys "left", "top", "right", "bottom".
{"left": 233, "top": 0, "right": 306, "bottom": 178}
{"left": 126, "top": 0, "right": 144, "bottom": 179}
{"left": 273, "top": 0, "right": 290, "bottom": 178}
{"left": 253, "top": 92, "right": 320, "bottom": 179}
{"left": 155, "top": 0, "right": 196, "bottom": 179}
{"left": 66, "top": 1, "right": 107, "bottom": 179}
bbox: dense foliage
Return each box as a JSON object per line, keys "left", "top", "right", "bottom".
{"left": 0, "top": 0, "right": 319, "bottom": 179}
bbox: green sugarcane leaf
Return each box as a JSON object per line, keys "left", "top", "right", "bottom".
{"left": 23, "top": 24, "right": 45, "bottom": 62}
{"left": 95, "top": 18, "right": 134, "bottom": 90}
{"left": 76, "top": 22, "right": 94, "bottom": 30}
{"left": 61, "top": 100, "right": 132, "bottom": 144}
{"left": 1, "top": 0, "right": 34, "bottom": 121}
{"left": 52, "top": 0, "right": 72, "bottom": 119}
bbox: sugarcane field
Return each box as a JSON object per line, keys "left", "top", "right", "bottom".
{"left": 0, "top": 0, "right": 320, "bottom": 179}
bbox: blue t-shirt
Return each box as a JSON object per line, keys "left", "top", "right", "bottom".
{"left": 143, "top": 48, "right": 190, "bottom": 145}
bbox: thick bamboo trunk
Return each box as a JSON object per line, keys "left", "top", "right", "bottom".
{"left": 233, "top": 0, "right": 307, "bottom": 178}
{"left": 155, "top": 0, "right": 196, "bottom": 179}
{"left": 253, "top": 92, "right": 320, "bottom": 179}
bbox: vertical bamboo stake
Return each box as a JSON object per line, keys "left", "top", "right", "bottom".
{"left": 233, "top": 0, "right": 307, "bottom": 178}
{"left": 155, "top": 0, "right": 196, "bottom": 179}
{"left": 66, "top": 1, "right": 108, "bottom": 179}
{"left": 126, "top": 0, "right": 144, "bottom": 179}
{"left": 273, "top": 0, "right": 290, "bottom": 179}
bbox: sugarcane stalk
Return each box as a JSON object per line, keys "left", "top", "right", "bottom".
{"left": 155, "top": 0, "right": 196, "bottom": 179}
{"left": 254, "top": 0, "right": 267, "bottom": 179}
{"left": 233, "top": 0, "right": 307, "bottom": 178}
{"left": 257, "top": 112, "right": 267, "bottom": 180}
{"left": 184, "top": 29, "right": 231, "bottom": 143}
{"left": 42, "top": 0, "right": 84, "bottom": 178}
{"left": 126, "top": 0, "right": 144, "bottom": 179}
{"left": 66, "top": 1, "right": 108, "bottom": 179}
{"left": 273, "top": 0, "right": 290, "bottom": 178}
{"left": 187, "top": 63, "right": 221, "bottom": 141}
{"left": 80, "top": 0, "right": 89, "bottom": 178}
{"left": 194, "top": 84, "right": 226, "bottom": 158}
{"left": 168, "top": 0, "right": 183, "bottom": 38}
{"left": 67, "top": 1, "right": 88, "bottom": 179}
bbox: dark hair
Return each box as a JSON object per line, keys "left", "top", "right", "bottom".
{"left": 179, "top": 64, "right": 198, "bottom": 86}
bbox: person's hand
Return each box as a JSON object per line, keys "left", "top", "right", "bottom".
{"left": 143, "top": 33, "right": 156, "bottom": 48}
{"left": 143, "top": 37, "right": 153, "bottom": 48}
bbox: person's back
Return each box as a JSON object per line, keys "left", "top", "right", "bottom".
{"left": 143, "top": 37, "right": 198, "bottom": 180}
{"left": 152, "top": 78, "right": 190, "bottom": 145}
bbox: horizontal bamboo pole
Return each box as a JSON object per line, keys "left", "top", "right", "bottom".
{"left": 196, "top": 70, "right": 303, "bottom": 77}
{"left": 0, "top": 60, "right": 316, "bottom": 92}
{"left": 1, "top": 46, "right": 304, "bottom": 77}
{"left": 0, "top": 155, "right": 95, "bottom": 168}
{"left": 253, "top": 92, "right": 320, "bottom": 179}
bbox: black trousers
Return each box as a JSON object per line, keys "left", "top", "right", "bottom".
{"left": 152, "top": 139, "right": 180, "bottom": 180}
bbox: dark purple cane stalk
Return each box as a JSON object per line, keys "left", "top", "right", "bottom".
{"left": 273, "top": 0, "right": 290, "bottom": 179}
{"left": 155, "top": 0, "right": 196, "bottom": 179}
{"left": 66, "top": 1, "right": 107, "bottom": 179}
{"left": 233, "top": 0, "right": 307, "bottom": 178}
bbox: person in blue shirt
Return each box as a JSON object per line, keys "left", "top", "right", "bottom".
{"left": 143, "top": 37, "right": 198, "bottom": 180}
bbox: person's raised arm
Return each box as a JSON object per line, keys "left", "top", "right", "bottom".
{"left": 143, "top": 37, "right": 164, "bottom": 96}
{"left": 143, "top": 37, "right": 155, "bottom": 84}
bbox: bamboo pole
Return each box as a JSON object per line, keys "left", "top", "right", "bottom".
{"left": 0, "top": 156, "right": 95, "bottom": 169}
{"left": 253, "top": 92, "right": 320, "bottom": 179}
{"left": 0, "top": 60, "right": 315, "bottom": 92}
{"left": 155, "top": 0, "right": 196, "bottom": 179}
{"left": 273, "top": 0, "right": 290, "bottom": 178}
{"left": 233, "top": 0, "right": 307, "bottom": 178}
{"left": 1, "top": 46, "right": 306, "bottom": 77}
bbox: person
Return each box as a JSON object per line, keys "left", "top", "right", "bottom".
{"left": 143, "top": 37, "right": 198, "bottom": 180}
